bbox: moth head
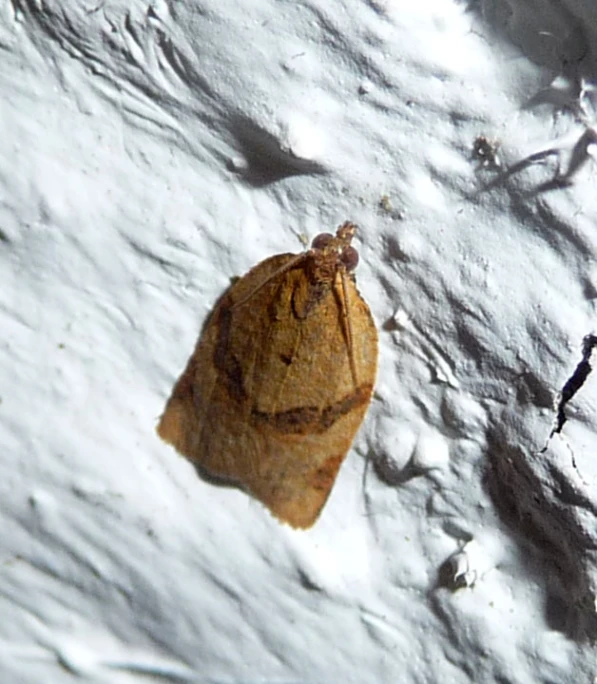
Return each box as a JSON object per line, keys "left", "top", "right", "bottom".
{"left": 310, "top": 222, "right": 359, "bottom": 272}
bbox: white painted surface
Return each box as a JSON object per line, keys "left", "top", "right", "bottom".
{"left": 1, "top": 0, "right": 596, "bottom": 681}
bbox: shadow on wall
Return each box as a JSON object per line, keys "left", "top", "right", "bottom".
{"left": 227, "top": 115, "right": 327, "bottom": 187}
{"left": 484, "top": 428, "right": 597, "bottom": 641}
{"left": 466, "top": 0, "right": 597, "bottom": 91}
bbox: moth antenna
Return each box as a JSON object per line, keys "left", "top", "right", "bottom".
{"left": 230, "top": 252, "right": 307, "bottom": 311}
{"left": 340, "top": 268, "right": 359, "bottom": 387}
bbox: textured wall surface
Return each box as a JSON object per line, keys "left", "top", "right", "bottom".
{"left": 1, "top": 0, "right": 596, "bottom": 681}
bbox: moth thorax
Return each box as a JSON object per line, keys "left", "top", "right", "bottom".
{"left": 306, "top": 252, "right": 340, "bottom": 284}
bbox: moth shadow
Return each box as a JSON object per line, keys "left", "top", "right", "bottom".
{"left": 188, "top": 460, "right": 242, "bottom": 492}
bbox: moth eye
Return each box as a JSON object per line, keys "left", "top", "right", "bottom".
{"left": 311, "top": 233, "right": 334, "bottom": 250}
{"left": 340, "top": 246, "right": 359, "bottom": 271}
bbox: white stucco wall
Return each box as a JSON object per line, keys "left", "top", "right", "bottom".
{"left": 1, "top": 0, "right": 596, "bottom": 681}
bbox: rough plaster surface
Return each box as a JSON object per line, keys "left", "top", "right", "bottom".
{"left": 1, "top": 0, "right": 597, "bottom": 681}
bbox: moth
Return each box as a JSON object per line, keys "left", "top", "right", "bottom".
{"left": 157, "top": 222, "right": 378, "bottom": 528}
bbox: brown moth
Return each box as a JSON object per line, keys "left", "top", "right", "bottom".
{"left": 157, "top": 221, "right": 378, "bottom": 528}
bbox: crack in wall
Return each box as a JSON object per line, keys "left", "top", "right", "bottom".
{"left": 550, "top": 334, "right": 597, "bottom": 440}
